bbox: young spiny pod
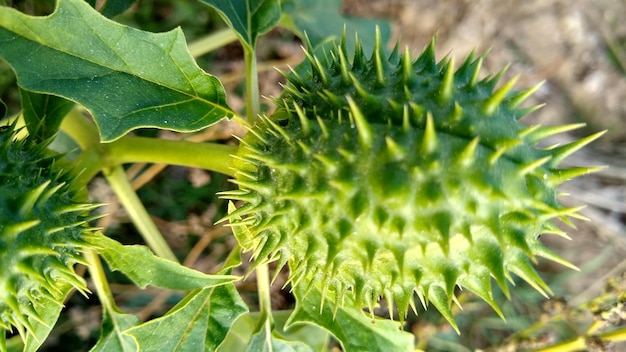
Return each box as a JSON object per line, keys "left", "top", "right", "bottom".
{"left": 221, "top": 32, "right": 604, "bottom": 331}
{"left": 0, "top": 123, "right": 98, "bottom": 344}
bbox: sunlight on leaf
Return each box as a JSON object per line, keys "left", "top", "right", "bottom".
{"left": 125, "top": 285, "right": 248, "bottom": 351}
{"left": 0, "top": 0, "right": 232, "bottom": 142}
{"left": 89, "top": 234, "right": 239, "bottom": 290}
{"left": 286, "top": 285, "right": 414, "bottom": 352}
{"left": 198, "top": 0, "right": 281, "bottom": 49}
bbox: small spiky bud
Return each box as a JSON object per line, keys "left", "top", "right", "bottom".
{"left": 0, "top": 123, "right": 97, "bottom": 343}
{"left": 223, "top": 32, "right": 603, "bottom": 331}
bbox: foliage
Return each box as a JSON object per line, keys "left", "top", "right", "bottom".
{"left": 0, "top": 0, "right": 623, "bottom": 351}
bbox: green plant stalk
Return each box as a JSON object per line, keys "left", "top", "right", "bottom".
{"left": 104, "top": 165, "right": 178, "bottom": 262}
{"left": 533, "top": 326, "right": 626, "bottom": 352}
{"left": 84, "top": 247, "right": 116, "bottom": 312}
{"left": 60, "top": 106, "right": 100, "bottom": 150}
{"left": 106, "top": 136, "right": 237, "bottom": 177}
{"left": 244, "top": 46, "right": 261, "bottom": 123}
{"left": 187, "top": 27, "right": 239, "bottom": 58}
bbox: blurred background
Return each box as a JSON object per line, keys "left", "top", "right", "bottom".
{"left": 1, "top": 0, "right": 625, "bottom": 350}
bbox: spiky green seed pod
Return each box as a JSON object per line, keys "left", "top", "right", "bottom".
{"left": 222, "top": 32, "right": 603, "bottom": 331}
{"left": 0, "top": 123, "right": 97, "bottom": 341}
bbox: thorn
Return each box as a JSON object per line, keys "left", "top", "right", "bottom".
{"left": 373, "top": 26, "right": 386, "bottom": 86}
{"left": 18, "top": 180, "right": 50, "bottom": 216}
{"left": 488, "top": 139, "right": 520, "bottom": 165}
{"left": 321, "top": 89, "right": 344, "bottom": 106}
{"left": 243, "top": 125, "right": 269, "bottom": 145}
{"left": 455, "top": 49, "right": 475, "bottom": 74}
{"left": 292, "top": 104, "right": 311, "bottom": 136}
{"left": 507, "top": 80, "right": 545, "bottom": 108}
{"left": 385, "top": 136, "right": 406, "bottom": 161}
{"left": 539, "top": 205, "right": 588, "bottom": 222}
{"left": 458, "top": 137, "right": 480, "bottom": 167}
{"left": 547, "top": 130, "right": 606, "bottom": 167}
{"left": 509, "top": 256, "right": 552, "bottom": 298}
{"left": 517, "top": 156, "right": 552, "bottom": 176}
{"left": 541, "top": 222, "right": 572, "bottom": 240}
{"left": 439, "top": 57, "right": 455, "bottom": 103}
{"left": 415, "top": 38, "right": 437, "bottom": 72}
{"left": 428, "top": 285, "right": 460, "bottom": 334}
{"left": 337, "top": 47, "right": 351, "bottom": 84}
{"left": 546, "top": 165, "right": 606, "bottom": 185}
{"left": 302, "top": 46, "right": 328, "bottom": 85}
{"left": 450, "top": 101, "right": 463, "bottom": 122}
{"left": 347, "top": 97, "right": 373, "bottom": 147}
{"left": 3, "top": 220, "right": 40, "bottom": 239}
{"left": 352, "top": 32, "right": 366, "bottom": 71}
{"left": 522, "top": 123, "right": 587, "bottom": 145}
{"left": 389, "top": 41, "right": 400, "bottom": 63}
{"left": 421, "top": 112, "right": 437, "bottom": 154}
{"left": 315, "top": 115, "right": 330, "bottom": 139}
{"left": 339, "top": 25, "right": 348, "bottom": 56}
{"left": 349, "top": 73, "right": 379, "bottom": 105}
{"left": 516, "top": 103, "right": 546, "bottom": 120}
{"left": 313, "top": 153, "right": 338, "bottom": 173}
{"left": 402, "top": 104, "right": 411, "bottom": 132}
{"left": 533, "top": 244, "right": 579, "bottom": 271}
{"left": 483, "top": 74, "right": 519, "bottom": 116}
{"left": 485, "top": 63, "right": 510, "bottom": 90}
{"left": 402, "top": 46, "right": 414, "bottom": 84}
{"left": 37, "top": 182, "right": 66, "bottom": 207}
{"left": 263, "top": 117, "right": 292, "bottom": 142}
{"left": 468, "top": 56, "right": 483, "bottom": 88}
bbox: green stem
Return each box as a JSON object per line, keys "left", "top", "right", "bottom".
{"left": 84, "top": 248, "right": 116, "bottom": 312}
{"left": 256, "top": 263, "right": 272, "bottom": 316}
{"left": 106, "top": 136, "right": 237, "bottom": 177}
{"left": 533, "top": 326, "right": 626, "bottom": 352}
{"left": 187, "top": 28, "right": 239, "bottom": 58}
{"left": 256, "top": 263, "right": 274, "bottom": 340}
{"left": 104, "top": 165, "right": 178, "bottom": 262}
{"left": 244, "top": 46, "right": 261, "bottom": 123}
{"left": 60, "top": 107, "right": 100, "bottom": 150}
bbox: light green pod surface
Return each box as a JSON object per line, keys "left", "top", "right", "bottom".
{"left": 0, "top": 125, "right": 96, "bottom": 339}
{"left": 223, "top": 34, "right": 603, "bottom": 330}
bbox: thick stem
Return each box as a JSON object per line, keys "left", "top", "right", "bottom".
{"left": 256, "top": 263, "right": 272, "bottom": 316}
{"left": 84, "top": 248, "right": 116, "bottom": 312}
{"left": 187, "top": 28, "right": 239, "bottom": 58}
{"left": 106, "top": 136, "right": 237, "bottom": 177}
{"left": 256, "top": 262, "right": 274, "bottom": 341}
{"left": 104, "top": 165, "right": 178, "bottom": 262}
{"left": 60, "top": 107, "right": 100, "bottom": 150}
{"left": 244, "top": 46, "right": 261, "bottom": 123}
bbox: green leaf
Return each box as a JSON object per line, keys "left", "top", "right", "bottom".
{"left": 198, "top": 0, "right": 281, "bottom": 48}
{"left": 90, "top": 309, "right": 140, "bottom": 352}
{"left": 19, "top": 89, "right": 74, "bottom": 141}
{"left": 286, "top": 285, "right": 414, "bottom": 352}
{"left": 125, "top": 285, "right": 248, "bottom": 351}
{"left": 0, "top": 0, "right": 232, "bottom": 142}
{"left": 89, "top": 234, "right": 239, "bottom": 290}
{"left": 247, "top": 326, "right": 312, "bottom": 352}
{"left": 22, "top": 285, "right": 73, "bottom": 352}
{"left": 280, "top": 0, "right": 390, "bottom": 53}
{"left": 219, "top": 311, "right": 328, "bottom": 352}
